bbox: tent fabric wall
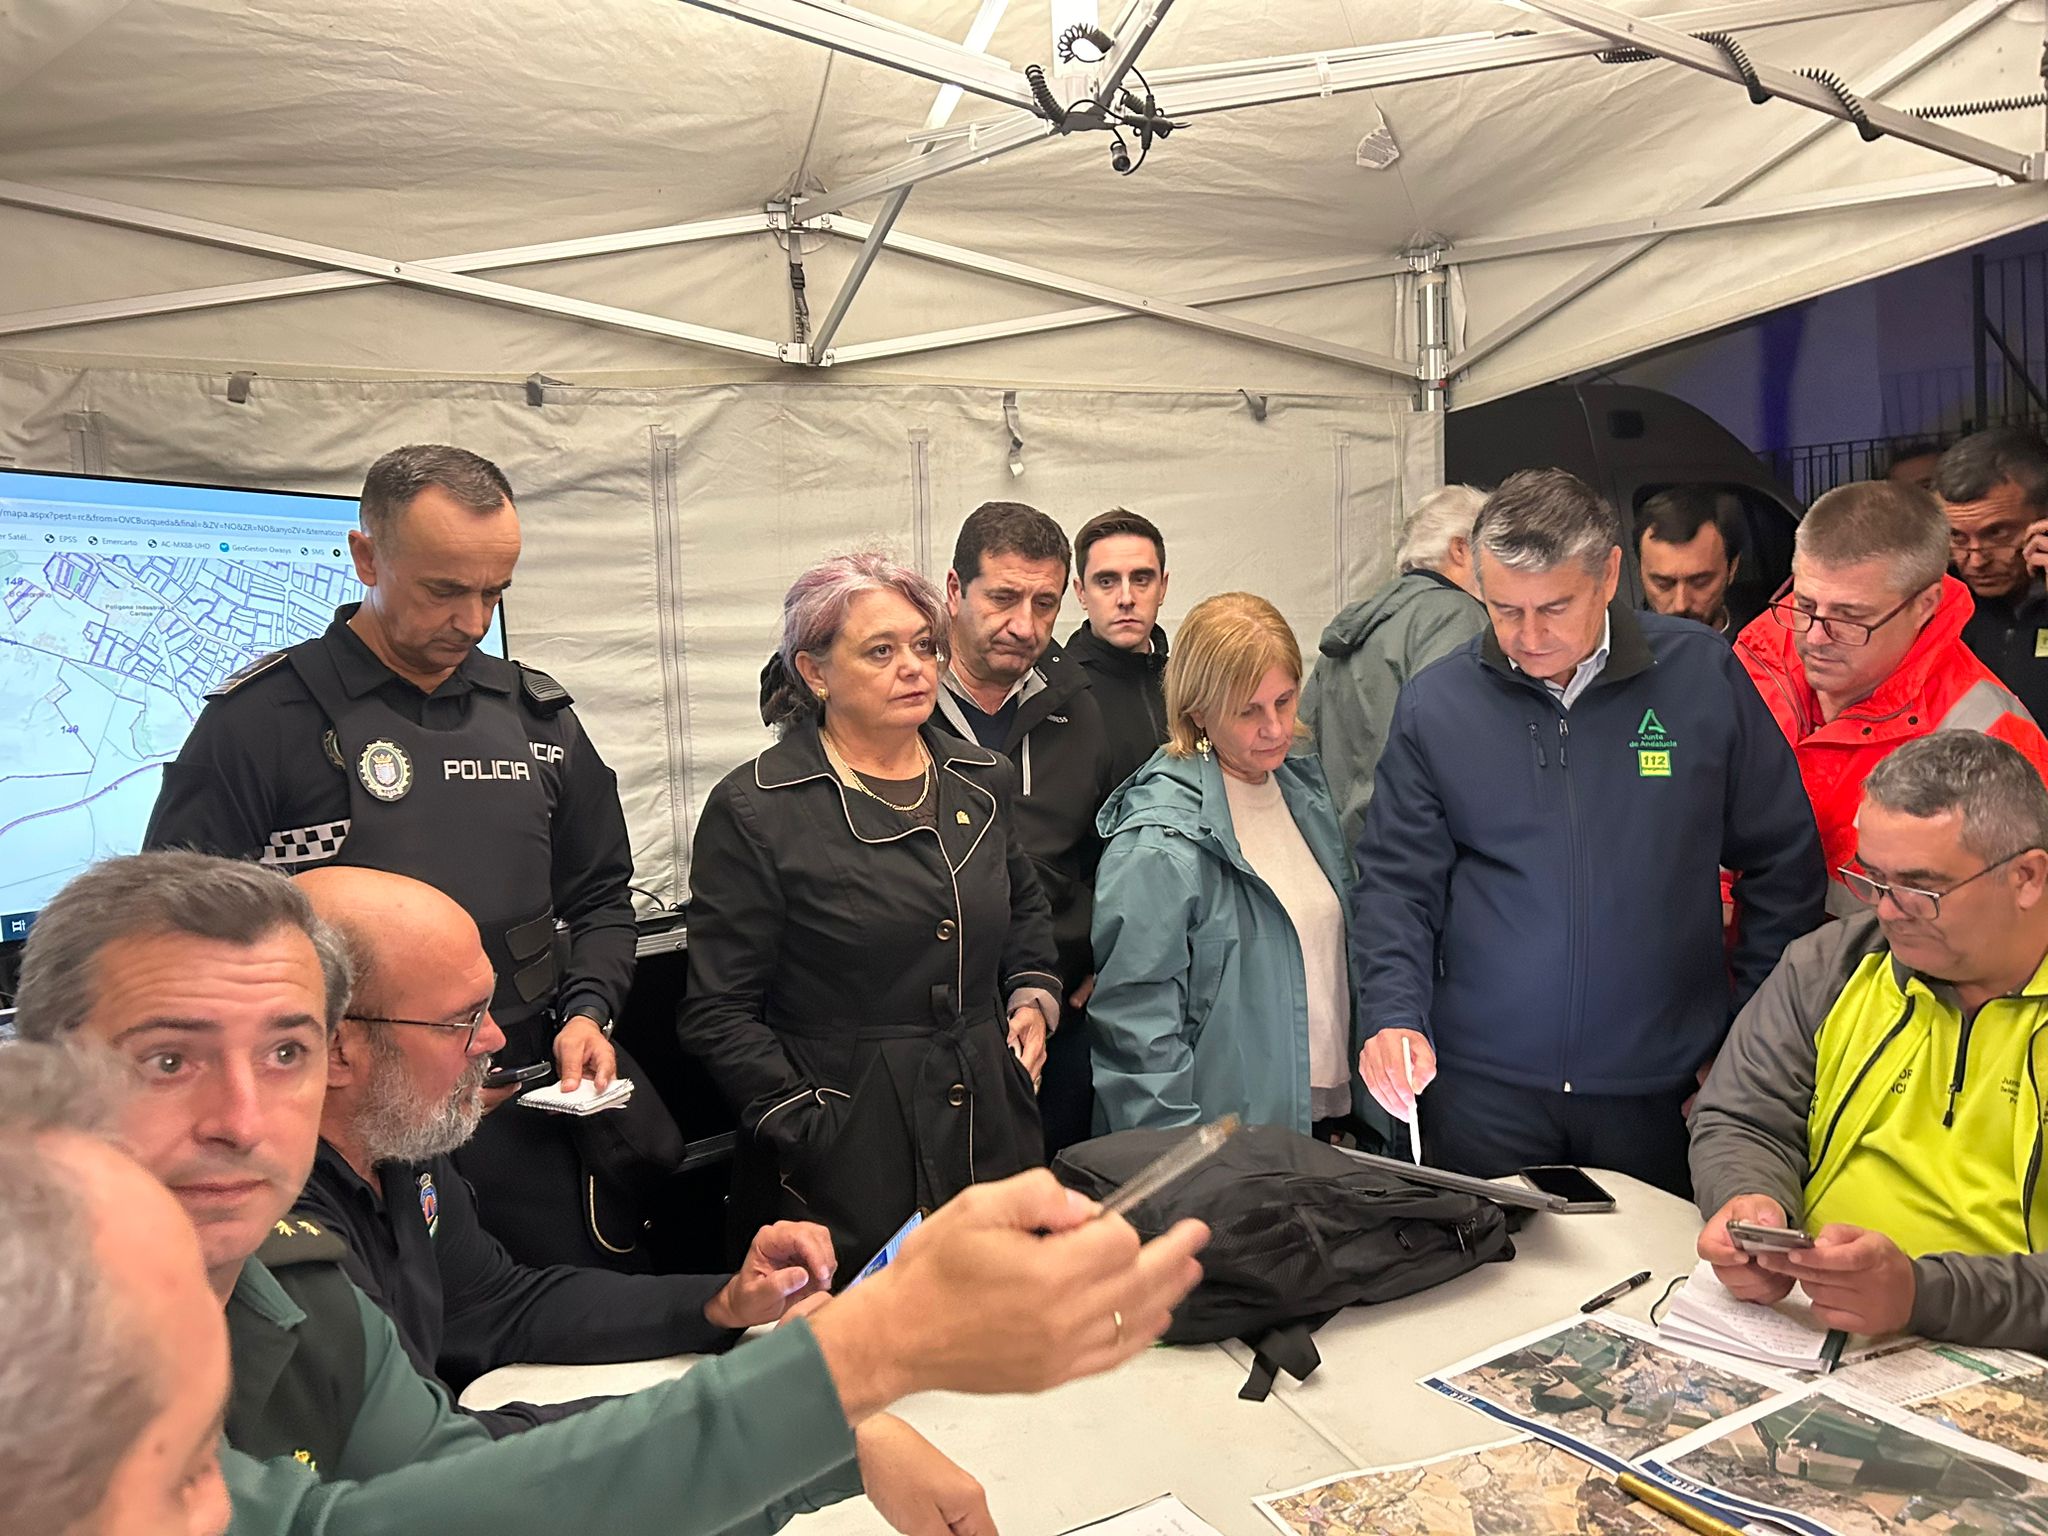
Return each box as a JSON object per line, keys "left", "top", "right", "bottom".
{"left": 0, "top": 357, "right": 1418, "bottom": 903}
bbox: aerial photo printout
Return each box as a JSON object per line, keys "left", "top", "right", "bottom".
{"left": 1258, "top": 1437, "right": 1685, "bottom": 1536}
{"left": 1651, "top": 1391, "right": 2048, "bottom": 1536}
{"left": 1424, "top": 1316, "right": 1789, "bottom": 1466}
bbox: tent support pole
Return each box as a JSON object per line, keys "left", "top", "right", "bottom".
{"left": 0, "top": 215, "right": 776, "bottom": 341}
{"left": 817, "top": 219, "right": 1413, "bottom": 377}
{"left": 0, "top": 181, "right": 787, "bottom": 359}
{"left": 828, "top": 257, "right": 1412, "bottom": 362}
{"left": 667, "top": 0, "right": 1040, "bottom": 111}
{"left": 794, "top": 113, "right": 1056, "bottom": 221}
{"left": 1448, "top": 0, "right": 2023, "bottom": 376}
{"left": 908, "top": 0, "right": 1922, "bottom": 135}
{"left": 1515, "top": 0, "right": 2037, "bottom": 178}
{"left": 828, "top": 166, "right": 2003, "bottom": 365}
{"left": 805, "top": 195, "right": 907, "bottom": 361}
{"left": 1447, "top": 168, "right": 2005, "bottom": 265}
{"left": 1412, "top": 250, "right": 1449, "bottom": 413}
{"left": 1092, "top": 0, "right": 1179, "bottom": 106}
{"left": 805, "top": 0, "right": 1011, "bottom": 363}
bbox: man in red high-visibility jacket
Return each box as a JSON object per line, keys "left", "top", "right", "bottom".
{"left": 1736, "top": 479, "right": 2048, "bottom": 917}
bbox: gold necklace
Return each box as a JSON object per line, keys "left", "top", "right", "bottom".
{"left": 822, "top": 731, "right": 933, "bottom": 813}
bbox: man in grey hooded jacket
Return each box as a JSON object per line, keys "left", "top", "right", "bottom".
{"left": 1303, "top": 485, "right": 1489, "bottom": 852}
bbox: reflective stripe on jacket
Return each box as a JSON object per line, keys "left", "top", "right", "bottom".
{"left": 1736, "top": 575, "right": 2048, "bottom": 893}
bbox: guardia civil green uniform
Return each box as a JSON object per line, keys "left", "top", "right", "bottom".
{"left": 223, "top": 1219, "right": 862, "bottom": 1536}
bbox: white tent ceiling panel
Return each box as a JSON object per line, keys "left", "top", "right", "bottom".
{"left": 6, "top": 0, "right": 2044, "bottom": 399}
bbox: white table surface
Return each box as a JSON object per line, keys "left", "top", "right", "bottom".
{"left": 463, "top": 1170, "right": 1705, "bottom": 1535}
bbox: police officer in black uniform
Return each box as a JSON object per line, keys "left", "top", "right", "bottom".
{"left": 144, "top": 444, "right": 667, "bottom": 1270}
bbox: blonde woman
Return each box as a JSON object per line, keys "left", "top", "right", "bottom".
{"left": 1088, "top": 593, "right": 1363, "bottom": 1137}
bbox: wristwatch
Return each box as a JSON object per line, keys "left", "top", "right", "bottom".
{"left": 559, "top": 1008, "right": 614, "bottom": 1041}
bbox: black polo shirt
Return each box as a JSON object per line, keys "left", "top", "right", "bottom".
{"left": 295, "top": 1141, "right": 735, "bottom": 1422}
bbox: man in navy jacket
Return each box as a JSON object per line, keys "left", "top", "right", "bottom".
{"left": 1352, "top": 469, "right": 1825, "bottom": 1194}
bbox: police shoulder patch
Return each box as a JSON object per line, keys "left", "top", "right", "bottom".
{"left": 519, "top": 664, "right": 574, "bottom": 715}
{"left": 258, "top": 1216, "right": 351, "bottom": 1267}
{"left": 205, "top": 649, "right": 290, "bottom": 700}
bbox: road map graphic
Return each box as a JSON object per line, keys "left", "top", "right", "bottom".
{"left": 0, "top": 544, "right": 357, "bottom": 935}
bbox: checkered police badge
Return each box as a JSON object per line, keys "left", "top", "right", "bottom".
{"left": 358, "top": 740, "right": 414, "bottom": 802}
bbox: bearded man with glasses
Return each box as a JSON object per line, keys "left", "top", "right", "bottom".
{"left": 291, "top": 865, "right": 842, "bottom": 1436}
{"left": 1736, "top": 478, "right": 2048, "bottom": 914}
{"left": 1690, "top": 732, "right": 2048, "bottom": 1350}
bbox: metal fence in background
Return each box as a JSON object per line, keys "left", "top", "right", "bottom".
{"left": 1768, "top": 255, "right": 2048, "bottom": 506}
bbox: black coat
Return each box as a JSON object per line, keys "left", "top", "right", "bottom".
{"left": 934, "top": 640, "right": 1120, "bottom": 991}
{"left": 678, "top": 722, "right": 1058, "bottom": 1271}
{"left": 1064, "top": 621, "right": 1170, "bottom": 790}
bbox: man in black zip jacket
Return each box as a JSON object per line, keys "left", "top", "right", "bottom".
{"left": 1064, "top": 508, "right": 1172, "bottom": 789}
{"left": 1352, "top": 469, "right": 1827, "bottom": 1195}
{"left": 937, "top": 502, "right": 1121, "bottom": 1156}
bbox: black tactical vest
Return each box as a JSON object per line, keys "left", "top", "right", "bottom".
{"left": 285, "top": 638, "right": 566, "bottom": 1059}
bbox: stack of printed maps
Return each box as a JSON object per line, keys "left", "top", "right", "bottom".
{"left": 1254, "top": 1312, "right": 2048, "bottom": 1536}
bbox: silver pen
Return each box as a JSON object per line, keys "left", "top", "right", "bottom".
{"left": 1098, "top": 1115, "right": 1241, "bottom": 1220}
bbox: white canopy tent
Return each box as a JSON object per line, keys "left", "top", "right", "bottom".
{"left": 1, "top": 0, "right": 2044, "bottom": 900}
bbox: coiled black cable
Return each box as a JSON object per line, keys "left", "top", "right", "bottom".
{"left": 1056, "top": 23, "right": 1113, "bottom": 64}
{"left": 1908, "top": 92, "right": 2048, "bottom": 120}
{"left": 1799, "top": 67, "right": 1880, "bottom": 141}
{"left": 1598, "top": 30, "right": 1765, "bottom": 104}
{"left": 1598, "top": 30, "right": 1884, "bottom": 139}
{"left": 1023, "top": 62, "right": 1066, "bottom": 125}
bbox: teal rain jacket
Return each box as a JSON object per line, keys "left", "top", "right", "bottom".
{"left": 1088, "top": 744, "right": 1367, "bottom": 1136}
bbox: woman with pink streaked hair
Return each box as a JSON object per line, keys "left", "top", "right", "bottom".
{"left": 680, "top": 551, "right": 1057, "bottom": 1275}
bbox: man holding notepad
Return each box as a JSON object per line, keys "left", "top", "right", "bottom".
{"left": 1691, "top": 731, "right": 2048, "bottom": 1351}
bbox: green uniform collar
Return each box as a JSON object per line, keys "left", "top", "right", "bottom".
{"left": 233, "top": 1255, "right": 307, "bottom": 1332}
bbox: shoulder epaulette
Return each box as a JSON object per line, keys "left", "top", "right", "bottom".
{"left": 519, "top": 664, "right": 574, "bottom": 715}
{"left": 206, "top": 649, "right": 291, "bottom": 700}
{"left": 257, "top": 1216, "right": 350, "bottom": 1267}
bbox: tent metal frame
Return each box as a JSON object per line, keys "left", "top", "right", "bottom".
{"left": 1, "top": 0, "right": 2039, "bottom": 403}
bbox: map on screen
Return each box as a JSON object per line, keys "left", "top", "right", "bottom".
{"left": 0, "top": 470, "right": 505, "bottom": 940}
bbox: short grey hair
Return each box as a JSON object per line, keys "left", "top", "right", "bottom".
{"left": 1795, "top": 480, "right": 1949, "bottom": 597}
{"left": 0, "top": 1042, "right": 158, "bottom": 1536}
{"left": 15, "top": 851, "right": 353, "bottom": 1042}
{"left": 1863, "top": 731, "right": 2048, "bottom": 863}
{"left": 1397, "top": 484, "right": 1487, "bottom": 575}
{"left": 359, "top": 444, "right": 514, "bottom": 542}
{"left": 1472, "top": 469, "right": 1622, "bottom": 579}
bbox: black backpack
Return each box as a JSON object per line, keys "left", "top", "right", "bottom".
{"left": 1053, "top": 1123, "right": 1514, "bottom": 1398}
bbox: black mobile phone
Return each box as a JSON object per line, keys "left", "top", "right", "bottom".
{"left": 483, "top": 1060, "right": 552, "bottom": 1091}
{"left": 1519, "top": 1164, "right": 1618, "bottom": 1213}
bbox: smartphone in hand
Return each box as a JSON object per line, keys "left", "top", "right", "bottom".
{"left": 1726, "top": 1218, "right": 1815, "bottom": 1254}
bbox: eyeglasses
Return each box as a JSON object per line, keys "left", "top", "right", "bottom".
{"left": 1767, "top": 579, "right": 1924, "bottom": 647}
{"left": 1948, "top": 530, "right": 2027, "bottom": 557}
{"left": 344, "top": 994, "right": 493, "bottom": 1051}
{"left": 1837, "top": 849, "right": 2035, "bottom": 921}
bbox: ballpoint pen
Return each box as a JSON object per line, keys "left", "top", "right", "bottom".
{"left": 1580, "top": 1269, "right": 1653, "bottom": 1314}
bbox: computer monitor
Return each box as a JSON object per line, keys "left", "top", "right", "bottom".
{"left": 0, "top": 468, "right": 509, "bottom": 942}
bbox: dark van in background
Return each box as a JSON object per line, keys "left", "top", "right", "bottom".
{"left": 1446, "top": 383, "right": 1804, "bottom": 623}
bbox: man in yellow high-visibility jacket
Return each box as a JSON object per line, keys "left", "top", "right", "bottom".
{"left": 1691, "top": 730, "right": 2048, "bottom": 1349}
